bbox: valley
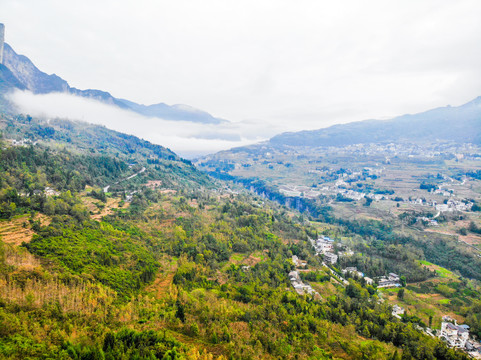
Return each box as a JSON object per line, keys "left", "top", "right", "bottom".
{"left": 0, "top": 17, "right": 480, "bottom": 359}
{"left": 0, "top": 110, "right": 479, "bottom": 359}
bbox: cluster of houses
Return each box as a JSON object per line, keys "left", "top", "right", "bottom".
{"left": 340, "top": 142, "right": 480, "bottom": 161}
{"left": 10, "top": 138, "right": 37, "bottom": 147}
{"left": 309, "top": 236, "right": 338, "bottom": 265}
{"left": 341, "top": 267, "right": 363, "bottom": 278}
{"left": 279, "top": 185, "right": 321, "bottom": 199}
{"left": 273, "top": 168, "right": 475, "bottom": 212}
{"left": 408, "top": 194, "right": 473, "bottom": 213}
{"left": 289, "top": 255, "right": 320, "bottom": 298}
{"left": 435, "top": 199, "right": 474, "bottom": 212}
{"left": 438, "top": 316, "right": 481, "bottom": 356}
{"left": 418, "top": 216, "right": 439, "bottom": 226}
{"left": 341, "top": 266, "right": 373, "bottom": 285}
{"left": 366, "top": 193, "right": 389, "bottom": 201}
{"left": 288, "top": 270, "right": 318, "bottom": 296}
{"left": 309, "top": 236, "right": 402, "bottom": 289}
{"left": 292, "top": 255, "right": 307, "bottom": 268}
{"left": 439, "top": 321, "right": 470, "bottom": 348}
{"left": 433, "top": 188, "right": 453, "bottom": 197}
{"left": 376, "top": 273, "right": 401, "bottom": 288}
{"left": 278, "top": 165, "right": 385, "bottom": 201}
{"left": 19, "top": 187, "right": 60, "bottom": 197}
{"left": 44, "top": 187, "right": 60, "bottom": 196}
{"left": 338, "top": 189, "right": 366, "bottom": 201}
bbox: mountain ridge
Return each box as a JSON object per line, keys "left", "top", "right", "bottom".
{"left": 269, "top": 96, "right": 481, "bottom": 147}
{"left": 0, "top": 40, "right": 224, "bottom": 124}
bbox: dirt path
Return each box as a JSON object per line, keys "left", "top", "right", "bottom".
{"left": 103, "top": 167, "right": 146, "bottom": 192}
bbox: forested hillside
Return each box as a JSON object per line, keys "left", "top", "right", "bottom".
{"left": 0, "top": 112, "right": 477, "bottom": 359}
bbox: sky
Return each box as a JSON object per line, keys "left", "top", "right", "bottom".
{"left": 2, "top": 0, "right": 481, "bottom": 157}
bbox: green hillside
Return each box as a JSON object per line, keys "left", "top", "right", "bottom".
{"left": 0, "top": 112, "right": 476, "bottom": 359}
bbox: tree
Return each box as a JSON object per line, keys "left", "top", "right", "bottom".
{"left": 175, "top": 299, "right": 185, "bottom": 322}
{"left": 397, "top": 288, "right": 405, "bottom": 300}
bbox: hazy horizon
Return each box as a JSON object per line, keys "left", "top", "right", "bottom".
{"left": 2, "top": 0, "right": 481, "bottom": 156}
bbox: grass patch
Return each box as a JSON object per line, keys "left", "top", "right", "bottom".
{"left": 435, "top": 267, "right": 453, "bottom": 278}
{"left": 417, "top": 260, "right": 455, "bottom": 279}
{"left": 230, "top": 253, "right": 245, "bottom": 263}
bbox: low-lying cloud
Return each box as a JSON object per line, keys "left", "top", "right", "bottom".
{"left": 8, "top": 90, "right": 284, "bottom": 158}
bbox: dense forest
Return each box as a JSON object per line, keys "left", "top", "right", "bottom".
{"left": 0, "top": 112, "right": 477, "bottom": 359}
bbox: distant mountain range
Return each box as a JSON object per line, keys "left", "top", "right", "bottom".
{"left": 270, "top": 97, "right": 481, "bottom": 147}
{"left": 1, "top": 25, "right": 479, "bottom": 147}
{"left": 0, "top": 40, "right": 225, "bottom": 124}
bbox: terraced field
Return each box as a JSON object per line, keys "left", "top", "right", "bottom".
{"left": 0, "top": 214, "right": 50, "bottom": 246}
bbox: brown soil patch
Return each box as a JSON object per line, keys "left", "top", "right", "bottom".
{"left": 424, "top": 228, "right": 456, "bottom": 236}
{"left": 82, "top": 196, "right": 128, "bottom": 221}
{"left": 281, "top": 237, "right": 300, "bottom": 245}
{"left": 0, "top": 214, "right": 50, "bottom": 246}
{"left": 454, "top": 219, "right": 476, "bottom": 228}
{"left": 91, "top": 198, "right": 128, "bottom": 220}
{"left": 360, "top": 215, "right": 383, "bottom": 221}
{"left": 411, "top": 277, "right": 455, "bottom": 286}
{"left": 425, "top": 228, "right": 481, "bottom": 248}
{"left": 417, "top": 293, "right": 443, "bottom": 300}
{"left": 417, "top": 263, "right": 439, "bottom": 272}
{"left": 459, "top": 234, "right": 481, "bottom": 245}
{"left": 159, "top": 189, "right": 177, "bottom": 195}
{"left": 3, "top": 245, "right": 41, "bottom": 269}
{"left": 147, "top": 263, "right": 178, "bottom": 299}
{"left": 145, "top": 180, "right": 163, "bottom": 189}
{"left": 241, "top": 254, "right": 262, "bottom": 267}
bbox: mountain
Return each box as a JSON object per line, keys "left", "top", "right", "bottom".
{"left": 0, "top": 37, "right": 224, "bottom": 124}
{"left": 0, "top": 112, "right": 211, "bottom": 190}
{"left": 1, "top": 111, "right": 477, "bottom": 360}
{"left": 270, "top": 97, "right": 481, "bottom": 147}
{"left": 0, "top": 63, "right": 25, "bottom": 94}
{"left": 3, "top": 43, "right": 69, "bottom": 94}
{"left": 1, "top": 28, "right": 479, "bottom": 360}
{"left": 118, "top": 98, "right": 226, "bottom": 124}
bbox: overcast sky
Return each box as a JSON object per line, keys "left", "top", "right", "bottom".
{"left": 2, "top": 0, "right": 481, "bottom": 156}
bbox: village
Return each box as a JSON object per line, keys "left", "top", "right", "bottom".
{"left": 288, "top": 236, "right": 481, "bottom": 358}
{"left": 288, "top": 235, "right": 403, "bottom": 298}
{"left": 279, "top": 175, "right": 474, "bottom": 215}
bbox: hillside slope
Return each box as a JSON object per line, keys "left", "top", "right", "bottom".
{"left": 0, "top": 112, "right": 211, "bottom": 189}
{"left": 0, "top": 111, "right": 476, "bottom": 359}
{"left": 270, "top": 97, "right": 481, "bottom": 147}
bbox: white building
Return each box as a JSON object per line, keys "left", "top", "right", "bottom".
{"left": 324, "top": 252, "right": 338, "bottom": 265}
{"left": 392, "top": 304, "right": 405, "bottom": 319}
{"left": 439, "top": 322, "right": 470, "bottom": 348}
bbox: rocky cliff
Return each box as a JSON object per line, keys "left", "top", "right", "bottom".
{"left": 0, "top": 25, "right": 225, "bottom": 124}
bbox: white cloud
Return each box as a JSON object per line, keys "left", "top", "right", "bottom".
{"left": 7, "top": 90, "right": 283, "bottom": 158}
{"left": 1, "top": 0, "right": 481, "bottom": 148}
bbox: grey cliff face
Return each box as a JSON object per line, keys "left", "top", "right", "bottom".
{"left": 0, "top": 24, "right": 4, "bottom": 64}
{"left": 0, "top": 24, "right": 225, "bottom": 124}
{"left": 3, "top": 43, "right": 69, "bottom": 94}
